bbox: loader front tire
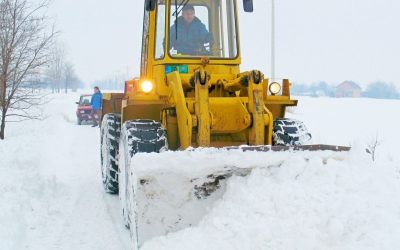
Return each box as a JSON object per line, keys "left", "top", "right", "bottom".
{"left": 100, "top": 113, "right": 121, "bottom": 194}
{"left": 273, "top": 118, "right": 312, "bottom": 146}
{"left": 118, "top": 120, "right": 168, "bottom": 237}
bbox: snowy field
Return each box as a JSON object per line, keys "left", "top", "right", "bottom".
{"left": 0, "top": 93, "right": 399, "bottom": 250}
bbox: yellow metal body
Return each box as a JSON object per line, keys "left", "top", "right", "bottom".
{"left": 103, "top": 0, "right": 298, "bottom": 150}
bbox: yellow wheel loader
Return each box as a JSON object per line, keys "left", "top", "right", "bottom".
{"left": 99, "top": 0, "right": 350, "bottom": 247}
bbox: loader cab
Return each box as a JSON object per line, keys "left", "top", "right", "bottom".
{"left": 139, "top": 0, "right": 253, "bottom": 82}
{"left": 156, "top": 1, "right": 238, "bottom": 59}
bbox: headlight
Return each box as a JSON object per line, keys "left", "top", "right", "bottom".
{"left": 80, "top": 110, "right": 85, "bottom": 114}
{"left": 140, "top": 80, "right": 153, "bottom": 93}
{"left": 269, "top": 82, "right": 281, "bottom": 95}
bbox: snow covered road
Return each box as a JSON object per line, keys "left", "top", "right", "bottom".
{"left": 0, "top": 93, "right": 130, "bottom": 250}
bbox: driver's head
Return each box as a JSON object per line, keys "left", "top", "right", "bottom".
{"left": 182, "top": 4, "right": 195, "bottom": 24}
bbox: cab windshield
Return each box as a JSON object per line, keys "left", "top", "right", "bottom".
{"left": 155, "top": 0, "right": 238, "bottom": 59}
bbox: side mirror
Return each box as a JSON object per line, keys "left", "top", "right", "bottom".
{"left": 243, "top": 0, "right": 254, "bottom": 12}
{"left": 145, "top": 0, "right": 157, "bottom": 11}
{"left": 75, "top": 102, "right": 80, "bottom": 105}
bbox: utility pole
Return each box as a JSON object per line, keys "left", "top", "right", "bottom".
{"left": 271, "top": 0, "right": 276, "bottom": 80}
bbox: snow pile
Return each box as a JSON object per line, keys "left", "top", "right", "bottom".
{"left": 0, "top": 92, "right": 130, "bottom": 250}
{"left": 0, "top": 98, "right": 68, "bottom": 250}
{"left": 133, "top": 148, "right": 349, "bottom": 246}
{"left": 140, "top": 146, "right": 400, "bottom": 249}
{"left": 0, "top": 155, "right": 65, "bottom": 250}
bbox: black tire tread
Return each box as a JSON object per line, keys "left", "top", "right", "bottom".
{"left": 273, "top": 118, "right": 312, "bottom": 146}
{"left": 101, "top": 113, "right": 121, "bottom": 194}
{"left": 124, "top": 120, "right": 167, "bottom": 157}
{"left": 119, "top": 119, "right": 168, "bottom": 232}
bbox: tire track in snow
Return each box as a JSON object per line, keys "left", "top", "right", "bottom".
{"left": 24, "top": 95, "right": 130, "bottom": 249}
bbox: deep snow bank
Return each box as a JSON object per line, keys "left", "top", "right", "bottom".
{"left": 0, "top": 96, "right": 69, "bottom": 250}
{"left": 132, "top": 148, "right": 349, "bottom": 246}
{"left": 0, "top": 92, "right": 130, "bottom": 250}
{"left": 139, "top": 146, "right": 400, "bottom": 250}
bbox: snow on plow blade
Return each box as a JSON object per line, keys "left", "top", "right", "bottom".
{"left": 231, "top": 144, "right": 351, "bottom": 152}
{"left": 129, "top": 145, "right": 350, "bottom": 247}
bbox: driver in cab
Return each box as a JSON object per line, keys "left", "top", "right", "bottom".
{"left": 169, "top": 4, "right": 213, "bottom": 55}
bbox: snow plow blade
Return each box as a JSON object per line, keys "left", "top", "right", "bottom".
{"left": 128, "top": 144, "right": 350, "bottom": 247}
{"left": 230, "top": 144, "right": 351, "bottom": 152}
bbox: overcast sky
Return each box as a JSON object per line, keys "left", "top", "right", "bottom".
{"left": 48, "top": 0, "right": 400, "bottom": 88}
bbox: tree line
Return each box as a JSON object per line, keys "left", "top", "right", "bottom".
{"left": 92, "top": 72, "right": 128, "bottom": 91}
{"left": 45, "top": 44, "right": 84, "bottom": 93}
{"left": 0, "top": 0, "right": 82, "bottom": 140}
{"left": 292, "top": 81, "right": 400, "bottom": 99}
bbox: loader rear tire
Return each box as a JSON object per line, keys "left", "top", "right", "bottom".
{"left": 118, "top": 120, "right": 168, "bottom": 236}
{"left": 100, "top": 113, "right": 121, "bottom": 194}
{"left": 273, "top": 118, "right": 312, "bottom": 146}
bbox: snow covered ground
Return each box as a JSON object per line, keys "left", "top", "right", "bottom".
{"left": 137, "top": 97, "right": 400, "bottom": 249}
{"left": 0, "top": 94, "right": 399, "bottom": 250}
{"left": 0, "top": 92, "right": 130, "bottom": 250}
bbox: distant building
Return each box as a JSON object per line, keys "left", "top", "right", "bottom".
{"left": 336, "top": 81, "right": 362, "bottom": 98}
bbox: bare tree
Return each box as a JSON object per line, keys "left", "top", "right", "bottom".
{"left": 46, "top": 49, "right": 84, "bottom": 93}
{"left": 64, "top": 62, "right": 84, "bottom": 91}
{"left": 64, "top": 61, "right": 76, "bottom": 93}
{"left": 366, "top": 133, "right": 382, "bottom": 162}
{"left": 0, "top": 0, "right": 56, "bottom": 139}
{"left": 46, "top": 44, "right": 64, "bottom": 93}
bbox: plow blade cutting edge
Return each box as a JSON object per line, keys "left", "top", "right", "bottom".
{"left": 125, "top": 144, "right": 350, "bottom": 248}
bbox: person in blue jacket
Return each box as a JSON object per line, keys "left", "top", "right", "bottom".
{"left": 169, "top": 4, "right": 213, "bottom": 55}
{"left": 90, "top": 86, "right": 102, "bottom": 127}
